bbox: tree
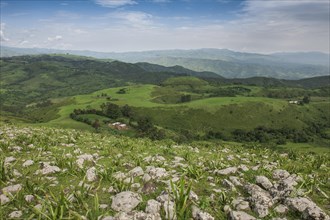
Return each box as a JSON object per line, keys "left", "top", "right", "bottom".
{"left": 101, "top": 102, "right": 122, "bottom": 119}
{"left": 137, "top": 116, "right": 154, "bottom": 132}
{"left": 121, "top": 104, "right": 133, "bottom": 118}
{"left": 180, "top": 95, "right": 191, "bottom": 103}
{"left": 92, "top": 119, "right": 101, "bottom": 130}
{"left": 302, "top": 96, "right": 310, "bottom": 104}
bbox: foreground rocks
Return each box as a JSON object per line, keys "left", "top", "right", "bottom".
{"left": 1, "top": 125, "right": 329, "bottom": 220}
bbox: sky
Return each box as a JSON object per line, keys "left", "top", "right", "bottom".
{"left": 0, "top": 0, "right": 329, "bottom": 53}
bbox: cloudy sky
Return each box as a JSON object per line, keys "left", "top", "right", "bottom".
{"left": 0, "top": 0, "right": 329, "bottom": 53}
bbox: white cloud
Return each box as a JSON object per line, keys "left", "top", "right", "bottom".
{"left": 94, "top": 0, "right": 136, "bottom": 8}
{"left": 0, "top": 23, "right": 9, "bottom": 41}
{"left": 151, "top": 0, "right": 170, "bottom": 3}
{"left": 107, "top": 11, "right": 154, "bottom": 28}
{"left": 225, "top": 0, "right": 330, "bottom": 53}
{"left": 47, "top": 35, "right": 63, "bottom": 42}
{"left": 1, "top": 0, "right": 328, "bottom": 53}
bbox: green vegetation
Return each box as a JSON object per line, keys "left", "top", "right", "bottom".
{"left": 0, "top": 124, "right": 329, "bottom": 219}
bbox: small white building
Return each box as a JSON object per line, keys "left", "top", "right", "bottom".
{"left": 288, "top": 100, "right": 299, "bottom": 104}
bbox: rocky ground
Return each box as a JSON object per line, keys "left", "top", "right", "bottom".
{"left": 0, "top": 125, "right": 329, "bottom": 219}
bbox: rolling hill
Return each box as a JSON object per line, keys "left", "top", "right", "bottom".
{"left": 1, "top": 46, "right": 329, "bottom": 79}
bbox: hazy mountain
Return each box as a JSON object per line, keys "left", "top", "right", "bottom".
{"left": 1, "top": 46, "right": 329, "bottom": 79}
{"left": 271, "top": 52, "right": 330, "bottom": 66}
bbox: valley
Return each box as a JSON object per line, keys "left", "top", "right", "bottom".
{"left": 1, "top": 54, "right": 329, "bottom": 220}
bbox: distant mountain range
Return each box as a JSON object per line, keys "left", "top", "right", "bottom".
{"left": 1, "top": 46, "right": 329, "bottom": 79}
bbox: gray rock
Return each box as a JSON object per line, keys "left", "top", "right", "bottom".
{"left": 0, "top": 194, "right": 10, "bottom": 205}
{"left": 102, "top": 216, "right": 114, "bottom": 220}
{"left": 145, "top": 199, "right": 161, "bottom": 214}
{"left": 274, "top": 204, "right": 288, "bottom": 214}
{"left": 244, "top": 184, "right": 273, "bottom": 218}
{"left": 5, "top": 156, "right": 16, "bottom": 165}
{"left": 114, "top": 211, "right": 161, "bottom": 220}
{"left": 99, "top": 204, "right": 108, "bottom": 209}
{"left": 113, "top": 171, "right": 126, "bottom": 181}
{"left": 142, "top": 173, "right": 152, "bottom": 182}
{"left": 22, "top": 160, "right": 34, "bottom": 167}
{"left": 156, "top": 191, "right": 172, "bottom": 203}
{"left": 229, "top": 211, "right": 256, "bottom": 220}
{"left": 238, "top": 165, "right": 249, "bottom": 172}
{"left": 8, "top": 211, "right": 22, "bottom": 218}
{"left": 128, "top": 166, "right": 144, "bottom": 177}
{"left": 38, "top": 164, "right": 61, "bottom": 175}
{"left": 214, "top": 167, "right": 237, "bottom": 175}
{"left": 192, "top": 205, "right": 215, "bottom": 220}
{"left": 229, "top": 176, "right": 243, "bottom": 186}
{"left": 273, "top": 169, "right": 290, "bottom": 180}
{"left": 146, "top": 166, "right": 168, "bottom": 179}
{"left": 232, "top": 198, "right": 250, "bottom": 211}
{"left": 86, "top": 167, "right": 97, "bottom": 182}
{"left": 163, "top": 200, "right": 177, "bottom": 220}
{"left": 286, "top": 197, "right": 330, "bottom": 220}
{"left": 25, "top": 195, "right": 35, "bottom": 203}
{"left": 223, "top": 179, "right": 236, "bottom": 190}
{"left": 256, "top": 176, "right": 273, "bottom": 190}
{"left": 111, "top": 191, "right": 142, "bottom": 212}
{"left": 189, "top": 190, "right": 199, "bottom": 201}
{"left": 2, "top": 184, "right": 22, "bottom": 193}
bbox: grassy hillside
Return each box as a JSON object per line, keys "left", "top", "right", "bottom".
{"left": 0, "top": 55, "right": 219, "bottom": 115}
{"left": 0, "top": 124, "right": 329, "bottom": 219}
{"left": 19, "top": 81, "right": 327, "bottom": 149}
{"left": 1, "top": 55, "right": 329, "bottom": 147}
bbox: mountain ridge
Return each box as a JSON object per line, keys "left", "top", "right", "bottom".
{"left": 1, "top": 46, "right": 329, "bottom": 79}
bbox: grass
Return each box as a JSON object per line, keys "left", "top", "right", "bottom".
{"left": 0, "top": 124, "right": 329, "bottom": 219}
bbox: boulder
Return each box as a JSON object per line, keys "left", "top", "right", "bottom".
{"left": 214, "top": 167, "right": 237, "bottom": 175}
{"left": 256, "top": 176, "right": 273, "bottom": 190}
{"left": 22, "top": 160, "right": 34, "bottom": 167}
{"left": 145, "top": 199, "right": 161, "bottom": 214}
{"left": 273, "top": 169, "right": 290, "bottom": 180}
{"left": 244, "top": 184, "right": 273, "bottom": 218}
{"left": 2, "top": 184, "right": 22, "bottom": 193}
{"left": 8, "top": 211, "right": 22, "bottom": 218}
{"left": 229, "top": 211, "right": 256, "bottom": 220}
{"left": 128, "top": 166, "right": 144, "bottom": 177}
{"left": 111, "top": 191, "right": 142, "bottom": 212}
{"left": 286, "top": 197, "right": 330, "bottom": 220}
{"left": 86, "top": 167, "right": 97, "bottom": 182}
{"left": 192, "top": 205, "right": 214, "bottom": 220}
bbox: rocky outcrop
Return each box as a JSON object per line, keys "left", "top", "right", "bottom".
{"left": 111, "top": 191, "right": 142, "bottom": 212}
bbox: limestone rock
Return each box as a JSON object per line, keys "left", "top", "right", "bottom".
{"left": 0, "top": 194, "right": 10, "bottom": 205}
{"left": 38, "top": 164, "right": 61, "bottom": 175}
{"left": 111, "top": 191, "right": 142, "bottom": 212}
{"left": 22, "top": 160, "right": 34, "bottom": 167}
{"left": 2, "top": 184, "right": 22, "bottom": 193}
{"left": 145, "top": 199, "right": 161, "bottom": 214}
{"left": 286, "top": 197, "right": 330, "bottom": 220}
{"left": 25, "top": 195, "right": 35, "bottom": 203}
{"left": 128, "top": 166, "right": 144, "bottom": 177}
{"left": 214, "top": 167, "right": 237, "bottom": 175}
{"left": 244, "top": 184, "right": 273, "bottom": 218}
{"left": 274, "top": 204, "right": 288, "bottom": 214}
{"left": 163, "top": 200, "right": 177, "bottom": 220}
{"left": 86, "top": 167, "right": 97, "bottom": 182}
{"left": 229, "top": 211, "right": 256, "bottom": 220}
{"left": 256, "top": 176, "right": 273, "bottom": 190}
{"left": 8, "top": 211, "right": 22, "bottom": 218}
{"left": 273, "top": 169, "right": 290, "bottom": 180}
{"left": 192, "top": 205, "right": 214, "bottom": 220}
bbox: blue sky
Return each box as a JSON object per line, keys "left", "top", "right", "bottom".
{"left": 0, "top": 0, "right": 329, "bottom": 53}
